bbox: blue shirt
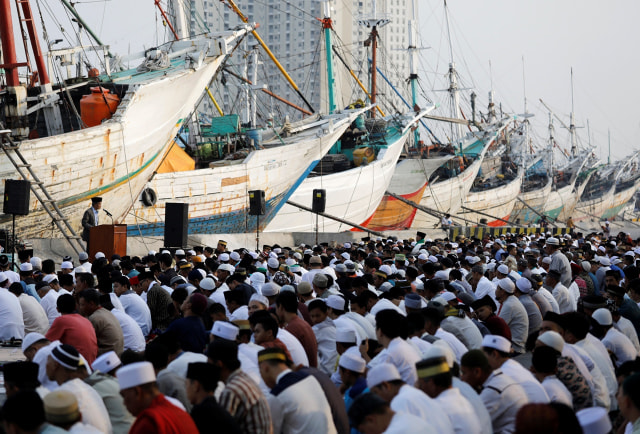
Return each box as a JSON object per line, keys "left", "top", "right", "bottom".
{"left": 92, "top": 207, "right": 99, "bottom": 225}
{"left": 164, "top": 316, "right": 208, "bottom": 353}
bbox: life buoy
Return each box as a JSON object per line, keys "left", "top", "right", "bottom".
{"left": 141, "top": 188, "right": 157, "bottom": 207}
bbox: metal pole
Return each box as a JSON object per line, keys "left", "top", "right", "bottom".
{"left": 315, "top": 213, "right": 319, "bottom": 246}
{"left": 256, "top": 215, "right": 259, "bottom": 252}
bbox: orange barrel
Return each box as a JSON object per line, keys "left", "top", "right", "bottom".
{"left": 80, "top": 86, "right": 120, "bottom": 128}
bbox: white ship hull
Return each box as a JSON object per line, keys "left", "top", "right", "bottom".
{"left": 265, "top": 112, "right": 424, "bottom": 233}
{"left": 459, "top": 169, "right": 524, "bottom": 226}
{"left": 124, "top": 110, "right": 364, "bottom": 235}
{"left": 510, "top": 177, "right": 553, "bottom": 224}
{"left": 0, "top": 31, "right": 248, "bottom": 239}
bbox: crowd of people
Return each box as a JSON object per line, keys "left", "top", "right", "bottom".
{"left": 1, "top": 229, "right": 640, "bottom": 433}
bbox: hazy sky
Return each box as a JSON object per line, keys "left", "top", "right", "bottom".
{"left": 34, "top": 0, "right": 638, "bottom": 162}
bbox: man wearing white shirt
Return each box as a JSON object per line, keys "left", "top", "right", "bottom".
{"left": 591, "top": 308, "right": 638, "bottom": 367}
{"left": 366, "top": 363, "right": 454, "bottom": 434}
{"left": 38, "top": 282, "right": 61, "bottom": 326}
{"left": 347, "top": 393, "right": 436, "bottom": 434}
{"left": 8, "top": 282, "right": 48, "bottom": 334}
{"left": 113, "top": 275, "right": 152, "bottom": 336}
{"left": 0, "top": 285, "right": 25, "bottom": 339}
{"left": 545, "top": 270, "right": 573, "bottom": 313}
{"left": 415, "top": 356, "right": 481, "bottom": 434}
{"left": 482, "top": 334, "right": 549, "bottom": 403}
{"left": 531, "top": 346, "right": 573, "bottom": 408}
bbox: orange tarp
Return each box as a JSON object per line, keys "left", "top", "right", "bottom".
{"left": 157, "top": 143, "right": 195, "bottom": 173}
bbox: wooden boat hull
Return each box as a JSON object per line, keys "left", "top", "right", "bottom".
{"left": 0, "top": 31, "right": 246, "bottom": 239}
{"left": 573, "top": 184, "right": 615, "bottom": 222}
{"left": 459, "top": 170, "right": 524, "bottom": 227}
{"left": 510, "top": 177, "right": 553, "bottom": 224}
{"left": 601, "top": 178, "right": 640, "bottom": 220}
{"left": 124, "top": 111, "right": 364, "bottom": 235}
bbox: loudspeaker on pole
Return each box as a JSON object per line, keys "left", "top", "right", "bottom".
{"left": 312, "top": 189, "right": 326, "bottom": 213}
{"left": 164, "top": 202, "right": 189, "bottom": 247}
{"left": 249, "top": 190, "right": 265, "bottom": 216}
{"left": 3, "top": 179, "right": 31, "bottom": 216}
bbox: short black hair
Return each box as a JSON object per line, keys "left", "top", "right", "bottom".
{"left": 2, "top": 390, "right": 45, "bottom": 430}
{"left": 348, "top": 393, "right": 389, "bottom": 429}
{"left": 171, "top": 287, "right": 189, "bottom": 304}
{"left": 561, "top": 312, "right": 590, "bottom": 341}
{"left": 57, "top": 294, "right": 77, "bottom": 314}
{"left": 208, "top": 303, "right": 226, "bottom": 316}
{"left": 8, "top": 282, "right": 24, "bottom": 296}
{"left": 249, "top": 313, "right": 279, "bottom": 339}
{"left": 375, "top": 309, "right": 408, "bottom": 340}
{"left": 145, "top": 342, "right": 169, "bottom": 370}
{"left": 76, "top": 273, "right": 95, "bottom": 288}
{"left": 275, "top": 291, "right": 298, "bottom": 313}
{"left": 531, "top": 346, "right": 558, "bottom": 374}
{"left": 41, "top": 259, "right": 56, "bottom": 274}
{"left": 308, "top": 299, "right": 328, "bottom": 313}
{"left": 78, "top": 288, "right": 100, "bottom": 305}
{"left": 623, "top": 372, "right": 640, "bottom": 411}
{"left": 460, "top": 349, "right": 491, "bottom": 374}
{"left": 206, "top": 339, "right": 240, "bottom": 371}
{"left": 113, "top": 275, "right": 130, "bottom": 288}
{"left": 406, "top": 312, "right": 425, "bottom": 335}
{"left": 59, "top": 273, "right": 74, "bottom": 287}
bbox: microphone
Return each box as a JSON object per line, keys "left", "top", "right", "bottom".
{"left": 104, "top": 209, "right": 113, "bottom": 217}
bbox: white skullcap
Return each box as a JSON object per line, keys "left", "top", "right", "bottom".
{"left": 425, "top": 342, "right": 455, "bottom": 368}
{"left": 117, "top": 361, "right": 156, "bottom": 390}
{"left": 515, "top": 278, "right": 532, "bottom": 294}
{"left": 250, "top": 273, "right": 266, "bottom": 284}
{"left": 218, "top": 253, "right": 230, "bottom": 262}
{"left": 21, "top": 332, "right": 46, "bottom": 352}
{"left": 537, "top": 331, "right": 564, "bottom": 353}
{"left": 339, "top": 352, "right": 366, "bottom": 374}
{"left": 60, "top": 261, "right": 73, "bottom": 269}
{"left": 497, "top": 277, "right": 515, "bottom": 294}
{"left": 428, "top": 255, "right": 438, "bottom": 263}
{"left": 379, "top": 265, "right": 392, "bottom": 276}
{"left": 269, "top": 252, "right": 278, "bottom": 259}
{"left": 175, "top": 249, "right": 185, "bottom": 256}
{"left": 249, "top": 251, "right": 259, "bottom": 260}
{"left": 367, "top": 363, "right": 401, "bottom": 388}
{"left": 210, "top": 321, "right": 239, "bottom": 340}
{"left": 161, "top": 250, "right": 170, "bottom": 255}
{"left": 200, "top": 277, "right": 216, "bottom": 291}
{"left": 497, "top": 264, "right": 509, "bottom": 275}
{"left": 230, "top": 252, "right": 241, "bottom": 262}
{"left": 267, "top": 258, "right": 279, "bottom": 269}
{"left": 598, "top": 256, "right": 611, "bottom": 267}
{"left": 92, "top": 351, "right": 121, "bottom": 374}
{"left": 30, "top": 257, "right": 42, "bottom": 269}
{"left": 326, "top": 295, "right": 346, "bottom": 311}
{"left": 249, "top": 293, "right": 269, "bottom": 307}
{"left": 95, "top": 252, "right": 105, "bottom": 259}
{"left": 418, "top": 253, "right": 428, "bottom": 261}
{"left": 43, "top": 274, "right": 58, "bottom": 284}
{"left": 341, "top": 252, "right": 350, "bottom": 261}
{"left": 482, "top": 334, "right": 511, "bottom": 353}
{"left": 344, "top": 242, "right": 351, "bottom": 249}
{"left": 261, "top": 282, "right": 281, "bottom": 297}
{"left": 336, "top": 329, "right": 357, "bottom": 344}
{"left": 542, "top": 257, "right": 552, "bottom": 265}
{"left": 285, "top": 258, "right": 296, "bottom": 266}
{"left": 434, "top": 270, "right": 450, "bottom": 281}
{"left": 592, "top": 308, "right": 613, "bottom": 326}
{"left": 439, "top": 292, "right": 457, "bottom": 302}
{"left": 581, "top": 261, "right": 592, "bottom": 273}
{"left": 576, "top": 407, "right": 612, "bottom": 434}
{"left": 217, "top": 264, "right": 235, "bottom": 273}
{"left": 19, "top": 263, "right": 32, "bottom": 272}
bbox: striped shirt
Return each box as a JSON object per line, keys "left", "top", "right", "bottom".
{"left": 219, "top": 369, "right": 273, "bottom": 434}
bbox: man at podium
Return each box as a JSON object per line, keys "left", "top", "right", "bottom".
{"left": 82, "top": 197, "right": 102, "bottom": 252}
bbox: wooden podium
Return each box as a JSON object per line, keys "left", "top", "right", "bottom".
{"left": 89, "top": 224, "right": 127, "bottom": 260}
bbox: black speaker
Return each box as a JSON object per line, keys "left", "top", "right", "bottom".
{"left": 312, "top": 189, "right": 326, "bottom": 213}
{"left": 249, "top": 190, "right": 265, "bottom": 216}
{"left": 164, "top": 202, "right": 188, "bottom": 247}
{"left": 3, "top": 180, "right": 30, "bottom": 215}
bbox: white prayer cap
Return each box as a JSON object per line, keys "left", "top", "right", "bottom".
{"left": 261, "top": 282, "right": 281, "bottom": 297}
{"left": 210, "top": 321, "right": 239, "bottom": 340}
{"left": 404, "top": 293, "right": 422, "bottom": 309}
{"left": 581, "top": 261, "right": 592, "bottom": 273}
{"left": 73, "top": 267, "right": 84, "bottom": 274}
{"left": 341, "top": 252, "right": 350, "bottom": 261}
{"left": 576, "top": 407, "right": 612, "bottom": 434}
{"left": 161, "top": 250, "right": 170, "bottom": 255}
{"left": 339, "top": 352, "right": 366, "bottom": 374}
{"left": 598, "top": 256, "right": 611, "bottom": 267}
{"left": 285, "top": 258, "right": 296, "bottom": 266}
{"left": 187, "top": 250, "right": 196, "bottom": 255}
{"left": 249, "top": 293, "right": 269, "bottom": 307}
{"left": 250, "top": 272, "right": 266, "bottom": 284}
{"left": 197, "top": 269, "right": 207, "bottom": 279}
{"left": 367, "top": 363, "right": 401, "bottom": 388}
{"left": 541, "top": 257, "right": 552, "bottom": 265}
{"left": 175, "top": 249, "right": 185, "bottom": 256}
{"left": 439, "top": 291, "right": 457, "bottom": 303}
{"left": 326, "top": 295, "right": 346, "bottom": 311}
{"left": 30, "top": 257, "right": 42, "bottom": 269}
{"left": 92, "top": 351, "right": 121, "bottom": 374}
{"left": 592, "top": 308, "right": 613, "bottom": 326}
{"left": 199, "top": 277, "right": 216, "bottom": 291}
{"left": 418, "top": 253, "right": 428, "bottom": 261}
{"left": 21, "top": 332, "right": 46, "bottom": 352}
{"left": 496, "top": 264, "right": 509, "bottom": 275}
{"left": 269, "top": 252, "right": 278, "bottom": 259}
{"left": 379, "top": 265, "right": 392, "bottom": 276}
{"left": 428, "top": 255, "right": 438, "bottom": 263}
{"left": 60, "top": 261, "right": 73, "bottom": 270}
{"left": 537, "top": 331, "right": 564, "bottom": 353}
{"left": 344, "top": 242, "right": 351, "bottom": 249}
{"left": 229, "top": 252, "right": 241, "bottom": 261}
{"left": 79, "top": 252, "right": 90, "bottom": 260}
{"left": 19, "top": 263, "right": 32, "bottom": 272}
{"left": 43, "top": 274, "right": 58, "bottom": 284}
{"left": 425, "top": 341, "right": 455, "bottom": 368}
{"left": 267, "top": 258, "right": 279, "bottom": 269}
{"left": 117, "top": 361, "right": 156, "bottom": 390}
{"left": 434, "top": 270, "right": 449, "bottom": 281}
{"left": 218, "top": 264, "right": 235, "bottom": 274}
{"left": 515, "top": 278, "right": 532, "bottom": 294}
{"left": 95, "top": 252, "right": 105, "bottom": 259}
{"left": 482, "top": 334, "right": 511, "bottom": 353}
{"left": 546, "top": 237, "right": 559, "bottom": 246}
{"left": 379, "top": 282, "right": 393, "bottom": 293}
{"left": 281, "top": 285, "right": 295, "bottom": 293}
{"left": 336, "top": 329, "right": 357, "bottom": 344}
{"left": 497, "top": 277, "right": 515, "bottom": 294}
{"left": 219, "top": 253, "right": 230, "bottom": 262}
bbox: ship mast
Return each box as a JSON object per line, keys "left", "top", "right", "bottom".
{"left": 569, "top": 68, "right": 578, "bottom": 157}
{"left": 443, "top": 0, "right": 462, "bottom": 143}
{"left": 359, "top": 0, "right": 389, "bottom": 118}
{"left": 320, "top": 0, "right": 336, "bottom": 114}
{"left": 408, "top": 0, "right": 420, "bottom": 147}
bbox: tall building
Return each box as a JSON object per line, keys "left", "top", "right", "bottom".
{"left": 202, "top": 0, "right": 414, "bottom": 122}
